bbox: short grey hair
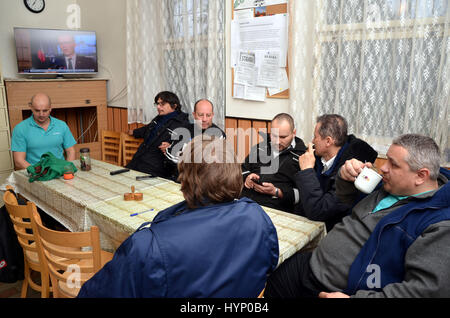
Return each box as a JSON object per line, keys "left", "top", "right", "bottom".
{"left": 392, "top": 134, "right": 441, "bottom": 180}
{"left": 316, "top": 114, "right": 348, "bottom": 147}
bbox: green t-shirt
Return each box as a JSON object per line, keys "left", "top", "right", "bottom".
{"left": 11, "top": 116, "right": 76, "bottom": 165}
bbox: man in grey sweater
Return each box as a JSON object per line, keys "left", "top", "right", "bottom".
{"left": 265, "top": 134, "right": 450, "bottom": 298}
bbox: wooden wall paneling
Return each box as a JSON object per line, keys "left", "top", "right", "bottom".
{"left": 236, "top": 119, "right": 252, "bottom": 163}
{"left": 128, "top": 123, "right": 137, "bottom": 131}
{"left": 252, "top": 120, "right": 268, "bottom": 146}
{"left": 225, "top": 117, "right": 238, "bottom": 155}
{"left": 65, "top": 109, "right": 79, "bottom": 141}
{"left": 120, "top": 108, "right": 128, "bottom": 133}
{"left": 113, "top": 107, "right": 121, "bottom": 133}
{"left": 107, "top": 107, "right": 114, "bottom": 131}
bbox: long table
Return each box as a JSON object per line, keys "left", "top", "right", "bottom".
{"left": 2, "top": 159, "right": 326, "bottom": 267}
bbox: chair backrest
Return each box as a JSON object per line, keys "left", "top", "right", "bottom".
{"left": 3, "top": 186, "right": 41, "bottom": 267}
{"left": 101, "top": 130, "right": 122, "bottom": 166}
{"left": 30, "top": 209, "right": 103, "bottom": 298}
{"left": 121, "top": 132, "right": 143, "bottom": 166}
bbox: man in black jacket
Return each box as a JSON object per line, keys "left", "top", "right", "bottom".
{"left": 294, "top": 114, "right": 378, "bottom": 230}
{"left": 241, "top": 113, "right": 307, "bottom": 212}
{"left": 159, "top": 99, "right": 226, "bottom": 180}
{"left": 125, "top": 91, "right": 190, "bottom": 178}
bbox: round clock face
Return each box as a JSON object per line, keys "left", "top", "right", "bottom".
{"left": 24, "top": 0, "right": 45, "bottom": 13}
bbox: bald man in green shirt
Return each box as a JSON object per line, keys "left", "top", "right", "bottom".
{"left": 11, "top": 93, "right": 76, "bottom": 169}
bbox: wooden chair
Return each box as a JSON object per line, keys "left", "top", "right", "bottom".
{"left": 121, "top": 132, "right": 143, "bottom": 166}
{"left": 30, "top": 208, "right": 114, "bottom": 298}
{"left": 3, "top": 185, "right": 50, "bottom": 298}
{"left": 101, "top": 130, "right": 122, "bottom": 166}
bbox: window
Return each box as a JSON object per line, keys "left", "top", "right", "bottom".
{"left": 314, "top": 0, "right": 449, "bottom": 162}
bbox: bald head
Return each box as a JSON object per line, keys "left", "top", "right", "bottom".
{"left": 193, "top": 99, "right": 214, "bottom": 130}
{"left": 29, "top": 93, "right": 52, "bottom": 126}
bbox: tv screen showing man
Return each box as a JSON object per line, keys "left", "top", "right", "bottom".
{"left": 14, "top": 28, "right": 98, "bottom": 74}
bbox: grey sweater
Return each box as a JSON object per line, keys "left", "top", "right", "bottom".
{"left": 309, "top": 172, "right": 450, "bottom": 297}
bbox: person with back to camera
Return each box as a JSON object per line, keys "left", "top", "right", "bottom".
{"left": 264, "top": 133, "right": 450, "bottom": 298}
{"left": 125, "top": 91, "right": 190, "bottom": 178}
{"left": 77, "top": 135, "right": 279, "bottom": 297}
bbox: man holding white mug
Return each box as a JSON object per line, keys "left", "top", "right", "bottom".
{"left": 265, "top": 133, "right": 450, "bottom": 298}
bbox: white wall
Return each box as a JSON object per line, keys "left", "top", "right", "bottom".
{"left": 76, "top": 0, "right": 127, "bottom": 107}
{"left": 0, "top": 0, "right": 75, "bottom": 77}
{"left": 225, "top": 0, "right": 290, "bottom": 121}
{"left": 0, "top": 0, "right": 127, "bottom": 107}
{"left": 1, "top": 0, "right": 290, "bottom": 115}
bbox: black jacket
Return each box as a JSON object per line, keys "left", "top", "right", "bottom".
{"left": 294, "top": 134, "right": 378, "bottom": 231}
{"left": 164, "top": 122, "right": 227, "bottom": 181}
{"left": 241, "top": 135, "right": 307, "bottom": 212}
{"left": 126, "top": 111, "right": 190, "bottom": 178}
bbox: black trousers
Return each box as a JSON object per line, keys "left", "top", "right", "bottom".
{"left": 265, "top": 251, "right": 327, "bottom": 298}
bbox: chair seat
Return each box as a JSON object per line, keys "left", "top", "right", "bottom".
{"left": 25, "top": 242, "right": 82, "bottom": 266}
{"left": 56, "top": 249, "right": 113, "bottom": 297}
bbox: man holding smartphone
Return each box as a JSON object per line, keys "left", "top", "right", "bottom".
{"left": 241, "top": 113, "right": 306, "bottom": 212}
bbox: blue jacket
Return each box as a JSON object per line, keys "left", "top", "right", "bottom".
{"left": 78, "top": 197, "right": 279, "bottom": 298}
{"left": 345, "top": 168, "right": 450, "bottom": 295}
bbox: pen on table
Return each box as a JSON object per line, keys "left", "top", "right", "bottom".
{"left": 130, "top": 208, "right": 154, "bottom": 217}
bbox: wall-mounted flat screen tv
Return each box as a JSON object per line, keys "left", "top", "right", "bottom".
{"left": 14, "top": 27, "right": 98, "bottom": 75}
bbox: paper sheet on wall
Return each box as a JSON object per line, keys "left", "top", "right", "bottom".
{"left": 256, "top": 51, "right": 280, "bottom": 87}
{"left": 267, "top": 68, "right": 289, "bottom": 95}
{"left": 232, "top": 14, "right": 288, "bottom": 68}
{"left": 234, "top": 51, "right": 257, "bottom": 86}
{"left": 234, "top": 0, "right": 288, "bottom": 10}
{"left": 233, "top": 84, "right": 266, "bottom": 102}
{"left": 234, "top": 8, "right": 254, "bottom": 20}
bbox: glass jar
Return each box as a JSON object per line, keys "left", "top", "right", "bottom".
{"left": 80, "top": 148, "right": 91, "bottom": 171}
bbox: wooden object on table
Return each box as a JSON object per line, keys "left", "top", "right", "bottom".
{"left": 30, "top": 207, "right": 113, "bottom": 298}
{"left": 4, "top": 78, "right": 108, "bottom": 161}
{"left": 101, "top": 130, "right": 122, "bottom": 166}
{"left": 124, "top": 193, "right": 134, "bottom": 201}
{"left": 124, "top": 185, "right": 143, "bottom": 201}
{"left": 3, "top": 185, "right": 50, "bottom": 298}
{"left": 133, "top": 192, "right": 143, "bottom": 201}
{"left": 121, "top": 132, "right": 143, "bottom": 166}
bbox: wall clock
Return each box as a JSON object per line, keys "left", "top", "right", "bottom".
{"left": 24, "top": 0, "right": 45, "bottom": 14}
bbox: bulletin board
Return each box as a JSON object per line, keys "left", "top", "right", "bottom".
{"left": 231, "top": 1, "right": 289, "bottom": 99}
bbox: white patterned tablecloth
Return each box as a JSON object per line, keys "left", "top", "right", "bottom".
{"left": 1, "top": 159, "right": 326, "bottom": 266}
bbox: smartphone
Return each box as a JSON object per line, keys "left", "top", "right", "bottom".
{"left": 251, "top": 177, "right": 263, "bottom": 185}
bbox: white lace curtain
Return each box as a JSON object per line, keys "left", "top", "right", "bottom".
{"left": 290, "top": 0, "right": 449, "bottom": 165}
{"left": 126, "top": 0, "right": 225, "bottom": 128}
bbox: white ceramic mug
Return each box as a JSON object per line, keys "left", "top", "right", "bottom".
{"left": 354, "top": 166, "right": 382, "bottom": 194}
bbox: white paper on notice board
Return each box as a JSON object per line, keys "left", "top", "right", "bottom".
{"left": 232, "top": 14, "right": 288, "bottom": 68}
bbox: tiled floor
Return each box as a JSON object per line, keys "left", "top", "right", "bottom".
{"left": 0, "top": 273, "right": 42, "bottom": 298}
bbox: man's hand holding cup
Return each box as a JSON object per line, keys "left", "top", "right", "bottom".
{"left": 340, "top": 159, "right": 382, "bottom": 194}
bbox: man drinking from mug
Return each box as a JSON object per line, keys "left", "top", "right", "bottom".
{"left": 265, "top": 134, "right": 450, "bottom": 298}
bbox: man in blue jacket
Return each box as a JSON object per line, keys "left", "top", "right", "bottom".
{"left": 78, "top": 136, "right": 279, "bottom": 298}
{"left": 265, "top": 133, "right": 450, "bottom": 298}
